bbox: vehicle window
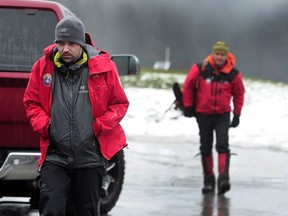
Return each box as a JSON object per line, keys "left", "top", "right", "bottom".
{"left": 0, "top": 8, "right": 58, "bottom": 72}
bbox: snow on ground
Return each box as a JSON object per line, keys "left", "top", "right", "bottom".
{"left": 121, "top": 77, "right": 288, "bottom": 153}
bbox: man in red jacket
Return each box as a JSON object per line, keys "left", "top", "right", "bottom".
{"left": 23, "top": 16, "right": 129, "bottom": 216}
{"left": 182, "top": 41, "right": 245, "bottom": 195}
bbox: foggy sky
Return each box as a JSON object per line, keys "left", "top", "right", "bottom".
{"left": 54, "top": 0, "right": 288, "bottom": 82}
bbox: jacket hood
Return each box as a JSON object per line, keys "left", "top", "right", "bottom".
{"left": 43, "top": 44, "right": 56, "bottom": 57}
{"left": 205, "top": 52, "right": 236, "bottom": 74}
{"left": 88, "top": 50, "right": 114, "bottom": 74}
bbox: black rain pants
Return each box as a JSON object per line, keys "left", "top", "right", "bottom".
{"left": 196, "top": 112, "right": 230, "bottom": 155}
{"left": 39, "top": 161, "right": 104, "bottom": 216}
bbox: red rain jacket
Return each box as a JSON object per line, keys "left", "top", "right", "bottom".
{"left": 182, "top": 52, "right": 245, "bottom": 115}
{"left": 23, "top": 44, "right": 129, "bottom": 167}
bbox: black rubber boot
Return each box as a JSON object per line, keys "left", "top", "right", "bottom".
{"left": 202, "top": 175, "right": 215, "bottom": 194}
{"left": 217, "top": 173, "right": 230, "bottom": 195}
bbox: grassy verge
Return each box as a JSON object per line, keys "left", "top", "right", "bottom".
{"left": 120, "top": 68, "right": 187, "bottom": 89}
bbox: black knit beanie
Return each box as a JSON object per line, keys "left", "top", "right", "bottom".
{"left": 54, "top": 16, "right": 85, "bottom": 47}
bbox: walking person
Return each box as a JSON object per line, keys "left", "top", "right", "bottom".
{"left": 23, "top": 16, "right": 129, "bottom": 215}
{"left": 182, "top": 41, "right": 245, "bottom": 195}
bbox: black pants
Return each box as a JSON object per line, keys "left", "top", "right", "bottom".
{"left": 39, "top": 162, "right": 104, "bottom": 216}
{"left": 196, "top": 112, "right": 230, "bottom": 155}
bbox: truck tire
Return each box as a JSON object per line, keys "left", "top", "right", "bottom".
{"left": 100, "top": 149, "right": 125, "bottom": 214}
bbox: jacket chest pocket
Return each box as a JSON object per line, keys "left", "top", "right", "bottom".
{"left": 91, "top": 75, "right": 108, "bottom": 115}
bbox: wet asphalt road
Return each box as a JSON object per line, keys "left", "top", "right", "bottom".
{"left": 1, "top": 135, "right": 287, "bottom": 216}
{"left": 109, "top": 136, "right": 288, "bottom": 216}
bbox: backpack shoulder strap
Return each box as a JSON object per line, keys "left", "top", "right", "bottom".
{"left": 195, "top": 61, "right": 207, "bottom": 89}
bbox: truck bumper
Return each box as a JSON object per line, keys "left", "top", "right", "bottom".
{"left": 0, "top": 152, "right": 40, "bottom": 180}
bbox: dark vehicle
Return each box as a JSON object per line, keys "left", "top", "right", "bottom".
{"left": 0, "top": 0, "right": 140, "bottom": 214}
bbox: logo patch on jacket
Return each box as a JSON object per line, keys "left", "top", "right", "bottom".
{"left": 43, "top": 73, "right": 52, "bottom": 86}
{"left": 78, "top": 85, "right": 88, "bottom": 94}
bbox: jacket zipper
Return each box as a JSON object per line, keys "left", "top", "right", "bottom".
{"left": 69, "top": 71, "right": 74, "bottom": 168}
{"left": 214, "top": 82, "right": 218, "bottom": 113}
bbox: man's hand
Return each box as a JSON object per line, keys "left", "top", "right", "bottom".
{"left": 183, "top": 106, "right": 195, "bottom": 118}
{"left": 230, "top": 115, "right": 240, "bottom": 127}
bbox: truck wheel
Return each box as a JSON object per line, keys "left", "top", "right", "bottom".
{"left": 100, "top": 149, "right": 125, "bottom": 214}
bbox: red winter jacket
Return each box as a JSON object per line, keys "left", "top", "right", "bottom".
{"left": 182, "top": 52, "right": 245, "bottom": 115}
{"left": 23, "top": 44, "right": 129, "bottom": 167}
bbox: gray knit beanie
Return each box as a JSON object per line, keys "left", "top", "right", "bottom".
{"left": 54, "top": 16, "right": 85, "bottom": 47}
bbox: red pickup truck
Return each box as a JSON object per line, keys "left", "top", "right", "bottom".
{"left": 0, "top": 0, "right": 139, "bottom": 214}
